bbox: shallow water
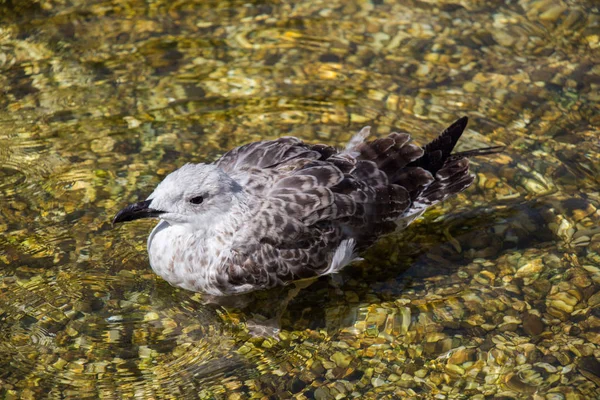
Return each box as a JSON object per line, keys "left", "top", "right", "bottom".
{"left": 1, "top": 0, "right": 599, "bottom": 398}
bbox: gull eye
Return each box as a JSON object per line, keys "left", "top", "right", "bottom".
{"left": 189, "top": 196, "right": 204, "bottom": 205}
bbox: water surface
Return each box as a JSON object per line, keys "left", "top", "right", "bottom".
{"left": 1, "top": 0, "right": 599, "bottom": 398}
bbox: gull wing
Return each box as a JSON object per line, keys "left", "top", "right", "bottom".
{"left": 217, "top": 118, "right": 503, "bottom": 291}
{"left": 215, "top": 137, "right": 323, "bottom": 172}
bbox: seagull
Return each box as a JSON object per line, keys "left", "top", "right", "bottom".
{"left": 113, "top": 117, "right": 502, "bottom": 297}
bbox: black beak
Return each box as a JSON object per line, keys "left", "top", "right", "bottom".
{"left": 112, "top": 200, "right": 165, "bottom": 225}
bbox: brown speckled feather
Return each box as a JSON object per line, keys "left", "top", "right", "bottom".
{"left": 206, "top": 117, "right": 502, "bottom": 291}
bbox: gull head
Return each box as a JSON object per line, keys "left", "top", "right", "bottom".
{"left": 113, "top": 163, "right": 243, "bottom": 229}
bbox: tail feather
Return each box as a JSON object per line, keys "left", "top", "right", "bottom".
{"left": 338, "top": 117, "right": 503, "bottom": 233}
{"left": 405, "top": 118, "right": 503, "bottom": 211}
{"left": 332, "top": 116, "right": 503, "bottom": 245}
{"left": 398, "top": 117, "right": 503, "bottom": 219}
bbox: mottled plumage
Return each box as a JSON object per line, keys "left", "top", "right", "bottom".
{"left": 113, "top": 117, "right": 502, "bottom": 296}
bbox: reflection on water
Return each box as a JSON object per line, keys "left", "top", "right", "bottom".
{"left": 1, "top": 0, "right": 599, "bottom": 398}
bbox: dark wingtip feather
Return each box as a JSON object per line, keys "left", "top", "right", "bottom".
{"left": 409, "top": 117, "right": 469, "bottom": 174}
{"left": 454, "top": 145, "right": 505, "bottom": 158}
{"left": 424, "top": 116, "right": 468, "bottom": 158}
{"left": 410, "top": 117, "right": 506, "bottom": 175}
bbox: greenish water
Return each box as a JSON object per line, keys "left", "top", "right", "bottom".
{"left": 1, "top": 0, "right": 599, "bottom": 398}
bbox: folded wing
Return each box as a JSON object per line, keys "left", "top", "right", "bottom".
{"left": 213, "top": 117, "right": 502, "bottom": 291}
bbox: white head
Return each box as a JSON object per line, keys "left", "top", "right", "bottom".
{"left": 113, "top": 163, "right": 244, "bottom": 230}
